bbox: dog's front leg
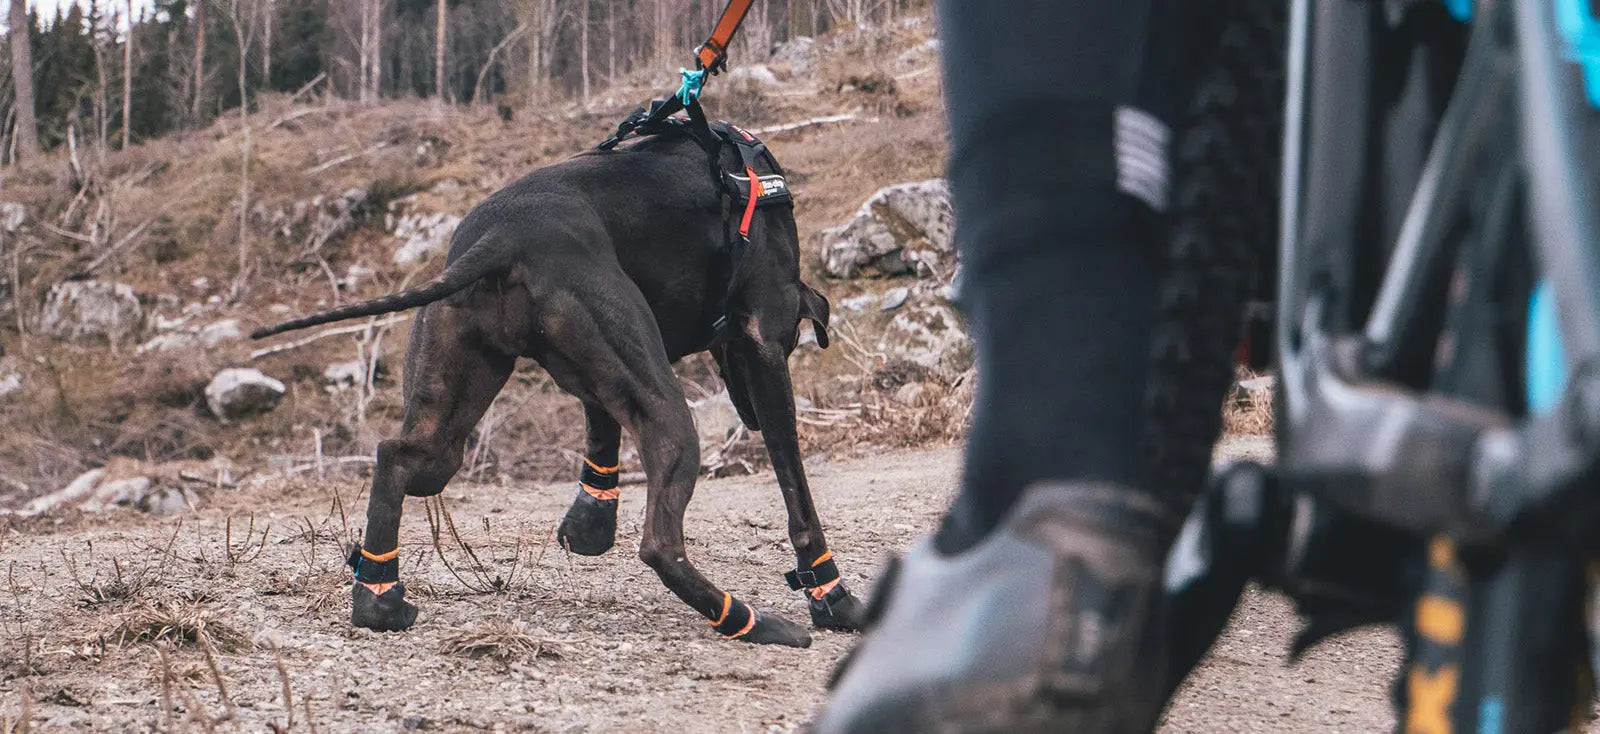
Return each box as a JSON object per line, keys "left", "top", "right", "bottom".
{"left": 726, "top": 337, "right": 868, "bottom": 632}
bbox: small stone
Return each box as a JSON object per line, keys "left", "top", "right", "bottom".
{"left": 323, "top": 360, "right": 367, "bottom": 388}
{"left": 0, "top": 202, "right": 25, "bottom": 232}
{"left": 880, "top": 287, "right": 911, "bottom": 311}
{"left": 205, "top": 368, "right": 287, "bottom": 422}
{"left": 198, "top": 319, "right": 244, "bottom": 348}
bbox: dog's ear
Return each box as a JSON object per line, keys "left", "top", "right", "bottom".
{"left": 797, "top": 283, "right": 831, "bottom": 349}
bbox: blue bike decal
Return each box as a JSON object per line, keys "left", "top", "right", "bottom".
{"left": 1527, "top": 280, "right": 1566, "bottom": 415}
{"left": 1555, "top": 0, "right": 1600, "bottom": 109}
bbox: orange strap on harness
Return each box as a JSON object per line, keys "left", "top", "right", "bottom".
{"left": 738, "top": 166, "right": 763, "bottom": 238}
{"left": 695, "top": 0, "right": 756, "bottom": 72}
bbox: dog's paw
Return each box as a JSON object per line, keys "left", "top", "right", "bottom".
{"left": 809, "top": 584, "right": 868, "bottom": 632}
{"left": 557, "top": 493, "right": 618, "bottom": 556}
{"left": 736, "top": 612, "right": 813, "bottom": 648}
{"left": 351, "top": 581, "right": 418, "bottom": 632}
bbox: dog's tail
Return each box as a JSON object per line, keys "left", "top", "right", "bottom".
{"left": 249, "top": 234, "right": 513, "bottom": 340}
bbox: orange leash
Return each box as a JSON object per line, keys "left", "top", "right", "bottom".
{"left": 696, "top": 0, "right": 756, "bottom": 72}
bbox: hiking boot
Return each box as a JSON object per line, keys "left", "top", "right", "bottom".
{"left": 812, "top": 483, "right": 1176, "bottom": 734}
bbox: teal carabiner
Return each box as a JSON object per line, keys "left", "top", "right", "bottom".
{"left": 678, "top": 68, "right": 707, "bottom": 106}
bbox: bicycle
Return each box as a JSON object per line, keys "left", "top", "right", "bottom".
{"left": 1163, "top": 0, "right": 1600, "bottom": 730}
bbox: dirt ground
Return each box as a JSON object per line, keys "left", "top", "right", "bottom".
{"left": 0, "top": 436, "right": 1410, "bottom": 733}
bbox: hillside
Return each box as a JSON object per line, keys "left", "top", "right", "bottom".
{"left": 0, "top": 19, "right": 960, "bottom": 511}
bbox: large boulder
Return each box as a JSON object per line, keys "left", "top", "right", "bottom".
{"left": 821, "top": 179, "right": 954, "bottom": 279}
{"left": 205, "top": 368, "right": 287, "bottom": 421}
{"left": 38, "top": 280, "right": 147, "bottom": 344}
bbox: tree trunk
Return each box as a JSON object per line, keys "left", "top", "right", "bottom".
{"left": 226, "top": 0, "right": 253, "bottom": 289}
{"left": 655, "top": 0, "right": 667, "bottom": 68}
{"left": 8, "top": 0, "right": 39, "bottom": 160}
{"left": 122, "top": 0, "right": 134, "bottom": 148}
{"left": 434, "top": 0, "right": 446, "bottom": 103}
{"left": 192, "top": 0, "right": 207, "bottom": 120}
{"left": 605, "top": 1, "right": 614, "bottom": 88}
{"left": 262, "top": 0, "right": 274, "bottom": 88}
{"left": 369, "top": 0, "right": 381, "bottom": 101}
{"left": 579, "top": 0, "right": 590, "bottom": 103}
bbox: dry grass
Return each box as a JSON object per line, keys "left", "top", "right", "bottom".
{"left": 437, "top": 617, "right": 560, "bottom": 663}
{"left": 1223, "top": 369, "right": 1276, "bottom": 437}
{"left": 105, "top": 594, "right": 250, "bottom": 652}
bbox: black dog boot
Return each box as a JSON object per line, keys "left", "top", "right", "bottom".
{"left": 347, "top": 545, "right": 418, "bottom": 632}
{"left": 557, "top": 461, "right": 621, "bottom": 556}
{"left": 783, "top": 550, "right": 868, "bottom": 631}
{"left": 813, "top": 483, "right": 1176, "bottom": 734}
{"left": 711, "top": 592, "right": 813, "bottom": 648}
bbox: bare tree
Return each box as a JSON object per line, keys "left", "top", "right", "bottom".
{"left": 122, "top": 0, "right": 133, "bottom": 148}
{"left": 214, "top": 0, "right": 257, "bottom": 289}
{"left": 192, "top": 0, "right": 207, "bottom": 119}
{"left": 513, "top": 0, "right": 562, "bottom": 107}
{"left": 578, "top": 0, "right": 589, "bottom": 102}
{"left": 434, "top": 0, "right": 446, "bottom": 103}
{"left": 8, "top": 0, "right": 38, "bottom": 160}
{"left": 261, "top": 0, "right": 273, "bottom": 88}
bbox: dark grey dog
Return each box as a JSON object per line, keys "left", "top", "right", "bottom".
{"left": 251, "top": 128, "right": 864, "bottom": 647}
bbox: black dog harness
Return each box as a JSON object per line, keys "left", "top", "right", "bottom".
{"left": 596, "top": 98, "right": 792, "bottom": 338}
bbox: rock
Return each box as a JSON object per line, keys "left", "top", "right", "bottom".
{"left": 136, "top": 486, "right": 198, "bottom": 516}
{"left": 839, "top": 294, "right": 876, "bottom": 312}
{"left": 198, "top": 319, "right": 244, "bottom": 348}
{"left": 726, "top": 64, "right": 780, "bottom": 86}
{"left": 770, "top": 37, "right": 818, "bottom": 73}
{"left": 821, "top": 179, "right": 954, "bottom": 279}
{"left": 880, "top": 287, "right": 911, "bottom": 311}
{"left": 877, "top": 304, "right": 973, "bottom": 376}
{"left": 82, "top": 476, "right": 151, "bottom": 512}
{"left": 0, "top": 202, "right": 25, "bottom": 232}
{"left": 259, "top": 187, "right": 373, "bottom": 251}
{"left": 138, "top": 318, "right": 244, "bottom": 353}
{"left": 392, "top": 211, "right": 463, "bottom": 265}
{"left": 38, "top": 280, "right": 147, "bottom": 344}
{"left": 323, "top": 359, "right": 368, "bottom": 389}
{"left": 19, "top": 468, "right": 106, "bottom": 516}
{"left": 0, "top": 358, "right": 20, "bottom": 400}
{"left": 205, "top": 368, "right": 287, "bottom": 421}
{"left": 893, "top": 382, "right": 931, "bottom": 408}
{"left": 690, "top": 390, "right": 743, "bottom": 447}
{"left": 1238, "top": 374, "right": 1276, "bottom": 396}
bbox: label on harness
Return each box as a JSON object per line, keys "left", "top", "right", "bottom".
{"left": 727, "top": 172, "right": 790, "bottom": 204}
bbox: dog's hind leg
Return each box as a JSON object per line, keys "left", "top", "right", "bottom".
{"left": 724, "top": 335, "right": 868, "bottom": 632}
{"left": 541, "top": 283, "right": 811, "bottom": 647}
{"left": 351, "top": 302, "right": 514, "bottom": 632}
{"left": 556, "top": 402, "right": 623, "bottom": 555}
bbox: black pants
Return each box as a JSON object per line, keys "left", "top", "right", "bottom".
{"left": 935, "top": 0, "right": 1212, "bottom": 552}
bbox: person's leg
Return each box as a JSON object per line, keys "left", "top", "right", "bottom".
{"left": 815, "top": 2, "right": 1209, "bottom": 731}
{"left": 935, "top": 0, "right": 1199, "bottom": 553}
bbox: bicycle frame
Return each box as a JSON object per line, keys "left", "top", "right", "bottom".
{"left": 1274, "top": 0, "right": 1600, "bottom": 729}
